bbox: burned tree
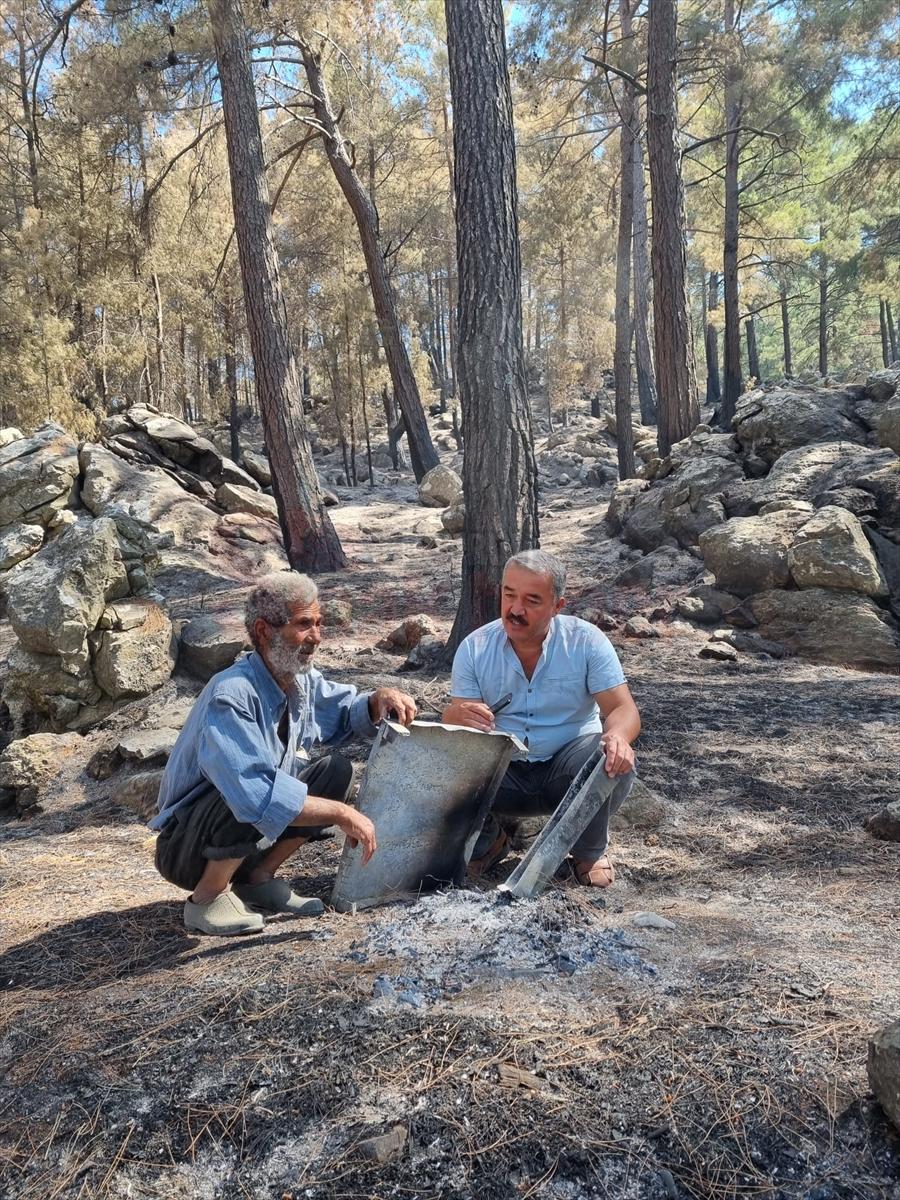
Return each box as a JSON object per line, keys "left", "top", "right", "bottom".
{"left": 207, "top": 0, "right": 345, "bottom": 570}
{"left": 444, "top": 0, "right": 539, "bottom": 650}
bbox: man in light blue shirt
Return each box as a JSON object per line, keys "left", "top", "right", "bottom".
{"left": 443, "top": 550, "right": 640, "bottom": 888}
{"left": 153, "top": 572, "right": 416, "bottom": 935}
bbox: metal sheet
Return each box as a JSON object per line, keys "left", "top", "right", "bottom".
{"left": 330, "top": 719, "right": 524, "bottom": 912}
{"left": 500, "top": 750, "right": 618, "bottom": 899}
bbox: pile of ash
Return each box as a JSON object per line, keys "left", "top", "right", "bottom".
{"left": 345, "top": 888, "right": 658, "bottom": 1008}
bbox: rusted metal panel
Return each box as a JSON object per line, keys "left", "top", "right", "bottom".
{"left": 330, "top": 719, "right": 524, "bottom": 912}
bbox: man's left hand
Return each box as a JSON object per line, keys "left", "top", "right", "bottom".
{"left": 600, "top": 731, "right": 635, "bottom": 777}
{"left": 369, "top": 688, "right": 417, "bottom": 727}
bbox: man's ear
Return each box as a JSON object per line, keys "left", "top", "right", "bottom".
{"left": 253, "top": 618, "right": 270, "bottom": 648}
{"left": 555, "top": 596, "right": 566, "bottom": 614}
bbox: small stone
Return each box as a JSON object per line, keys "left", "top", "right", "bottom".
{"left": 868, "top": 1019, "right": 900, "bottom": 1132}
{"left": 116, "top": 728, "right": 179, "bottom": 765}
{"left": 383, "top": 614, "right": 438, "bottom": 652}
{"left": 180, "top": 613, "right": 247, "bottom": 681}
{"left": 623, "top": 615, "right": 659, "bottom": 639}
{"left": 322, "top": 489, "right": 340, "bottom": 507}
{"left": 699, "top": 642, "right": 738, "bottom": 661}
{"left": 864, "top": 801, "right": 900, "bottom": 843}
{"left": 320, "top": 599, "right": 352, "bottom": 628}
{"left": 116, "top": 768, "right": 165, "bottom": 820}
{"left": 633, "top": 912, "right": 676, "bottom": 930}
{"left": 417, "top": 535, "right": 438, "bottom": 549}
{"left": 356, "top": 1123, "right": 408, "bottom": 1164}
{"left": 610, "top": 779, "right": 666, "bottom": 831}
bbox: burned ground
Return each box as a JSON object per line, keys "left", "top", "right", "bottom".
{"left": 1, "top": 487, "right": 899, "bottom": 1199}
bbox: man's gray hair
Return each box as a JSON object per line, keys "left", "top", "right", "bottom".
{"left": 245, "top": 572, "right": 318, "bottom": 648}
{"left": 504, "top": 549, "right": 566, "bottom": 601}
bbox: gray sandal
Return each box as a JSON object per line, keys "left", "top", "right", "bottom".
{"left": 233, "top": 878, "right": 325, "bottom": 916}
{"left": 184, "top": 890, "right": 264, "bottom": 936}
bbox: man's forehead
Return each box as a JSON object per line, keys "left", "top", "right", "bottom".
{"left": 502, "top": 566, "right": 553, "bottom": 594}
{"left": 286, "top": 599, "right": 321, "bottom": 620}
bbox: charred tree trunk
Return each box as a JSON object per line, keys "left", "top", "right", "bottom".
{"left": 224, "top": 289, "right": 241, "bottom": 463}
{"left": 208, "top": 0, "right": 346, "bottom": 570}
{"left": 880, "top": 299, "right": 890, "bottom": 368}
{"left": 613, "top": 0, "right": 637, "bottom": 479}
{"left": 781, "top": 283, "right": 793, "bottom": 377}
{"left": 359, "top": 349, "right": 375, "bottom": 489}
{"left": 444, "top": 0, "right": 539, "bottom": 652}
{"left": 632, "top": 132, "right": 657, "bottom": 425}
{"left": 298, "top": 40, "right": 438, "bottom": 482}
{"left": 745, "top": 314, "right": 760, "bottom": 381}
{"left": 705, "top": 270, "right": 721, "bottom": 405}
{"left": 886, "top": 300, "right": 897, "bottom": 363}
{"left": 647, "top": 0, "right": 698, "bottom": 456}
{"left": 721, "top": 0, "right": 742, "bottom": 426}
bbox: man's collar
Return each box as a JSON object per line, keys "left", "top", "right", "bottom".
{"left": 247, "top": 650, "right": 289, "bottom": 708}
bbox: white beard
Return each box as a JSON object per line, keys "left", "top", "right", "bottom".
{"left": 266, "top": 635, "right": 315, "bottom": 678}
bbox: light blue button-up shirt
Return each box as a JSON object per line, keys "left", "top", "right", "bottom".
{"left": 151, "top": 652, "right": 376, "bottom": 840}
{"left": 450, "top": 616, "right": 626, "bottom": 761}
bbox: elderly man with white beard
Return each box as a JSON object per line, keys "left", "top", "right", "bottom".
{"left": 152, "top": 572, "right": 416, "bottom": 936}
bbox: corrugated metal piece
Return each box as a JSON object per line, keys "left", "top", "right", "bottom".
{"left": 331, "top": 719, "right": 524, "bottom": 912}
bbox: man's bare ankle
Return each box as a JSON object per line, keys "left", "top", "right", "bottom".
{"left": 245, "top": 868, "right": 275, "bottom": 886}
{"left": 190, "top": 886, "right": 229, "bottom": 905}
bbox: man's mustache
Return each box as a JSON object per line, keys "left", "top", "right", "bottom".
{"left": 505, "top": 612, "right": 527, "bottom": 625}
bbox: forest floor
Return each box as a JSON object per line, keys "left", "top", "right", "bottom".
{"left": 1, "top": 480, "right": 899, "bottom": 1200}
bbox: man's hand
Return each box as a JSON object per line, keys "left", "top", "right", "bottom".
{"left": 600, "top": 731, "right": 635, "bottom": 777}
{"left": 442, "top": 699, "right": 495, "bottom": 733}
{"left": 336, "top": 805, "right": 377, "bottom": 864}
{"left": 369, "top": 687, "right": 417, "bottom": 727}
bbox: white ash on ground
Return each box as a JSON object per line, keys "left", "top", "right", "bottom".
{"left": 349, "top": 888, "right": 658, "bottom": 1008}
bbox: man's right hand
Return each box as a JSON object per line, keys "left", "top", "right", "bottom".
{"left": 441, "top": 699, "right": 496, "bottom": 733}
{"left": 336, "top": 805, "right": 377, "bottom": 864}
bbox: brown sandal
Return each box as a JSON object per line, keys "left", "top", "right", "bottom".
{"left": 468, "top": 831, "right": 509, "bottom": 877}
{"left": 573, "top": 853, "right": 615, "bottom": 888}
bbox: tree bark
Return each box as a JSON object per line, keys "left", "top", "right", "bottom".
{"left": 781, "top": 282, "right": 793, "bottom": 377}
{"left": 208, "top": 0, "right": 346, "bottom": 570}
{"left": 886, "top": 300, "right": 897, "bottom": 363}
{"left": 818, "top": 224, "right": 828, "bottom": 377}
{"left": 632, "top": 132, "right": 657, "bottom": 425}
{"left": 705, "top": 270, "right": 721, "bottom": 404}
{"left": 298, "top": 40, "right": 438, "bottom": 482}
{"left": 880, "top": 298, "right": 890, "bottom": 368}
{"left": 647, "top": 0, "right": 698, "bottom": 456}
{"left": 721, "top": 0, "right": 742, "bottom": 425}
{"left": 444, "top": 0, "right": 539, "bottom": 652}
{"left": 745, "top": 314, "right": 760, "bottom": 381}
{"left": 613, "top": 0, "right": 637, "bottom": 479}
{"left": 224, "top": 288, "right": 240, "bottom": 462}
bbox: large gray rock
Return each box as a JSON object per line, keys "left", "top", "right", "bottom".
{"left": 609, "top": 779, "right": 667, "bottom": 831}
{"left": 732, "top": 386, "right": 867, "bottom": 464}
{"left": 864, "top": 801, "right": 900, "bottom": 843}
{"left": 180, "top": 612, "right": 248, "bottom": 681}
{"left": 856, "top": 462, "right": 900, "bottom": 535}
{"left": 0, "top": 427, "right": 24, "bottom": 448}
{"left": 2, "top": 644, "right": 103, "bottom": 729}
{"left": 0, "top": 732, "right": 82, "bottom": 813}
{"left": 242, "top": 449, "right": 272, "bottom": 487}
{"left": 441, "top": 501, "right": 465, "bottom": 536}
{"left": 215, "top": 482, "right": 279, "bottom": 522}
{"left": 746, "top": 588, "right": 900, "bottom": 669}
{"left": 92, "top": 599, "right": 176, "bottom": 699}
{"left": 6, "top": 517, "right": 128, "bottom": 672}
{"left": 753, "top": 443, "right": 894, "bottom": 510}
{"left": 124, "top": 405, "right": 260, "bottom": 491}
{"left": 0, "top": 524, "right": 43, "bottom": 572}
{"left": 868, "top": 1020, "right": 900, "bottom": 1132}
{"left": 878, "top": 396, "right": 900, "bottom": 456}
{"left": 788, "top": 506, "right": 886, "bottom": 595}
{"left": 0, "top": 424, "right": 79, "bottom": 529}
{"left": 866, "top": 369, "right": 900, "bottom": 401}
{"left": 699, "top": 510, "right": 808, "bottom": 597}
{"left": 418, "top": 465, "right": 462, "bottom": 509}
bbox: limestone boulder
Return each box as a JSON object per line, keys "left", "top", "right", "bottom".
{"left": 868, "top": 1020, "right": 900, "bottom": 1132}
{"left": 440, "top": 501, "right": 465, "bottom": 537}
{"left": 609, "top": 779, "right": 667, "bottom": 831}
{"left": 751, "top": 443, "right": 893, "bottom": 510}
{"left": 676, "top": 584, "right": 740, "bottom": 625}
{"left": 788, "top": 506, "right": 886, "bottom": 595}
{"left": 418, "top": 465, "right": 462, "bottom": 509}
{"left": 0, "top": 732, "right": 82, "bottom": 813}
{"left": 865, "top": 369, "right": 900, "bottom": 401}
{"left": 383, "top": 614, "right": 438, "bottom": 652}
{"left": 732, "top": 386, "right": 867, "bottom": 464}
{"left": 124, "top": 405, "right": 260, "bottom": 491}
{"left": 864, "top": 801, "right": 900, "bottom": 843}
{"left": 320, "top": 599, "right": 353, "bottom": 628}
{"left": 116, "top": 768, "right": 166, "bottom": 820}
{"left": 699, "top": 510, "right": 808, "bottom": 596}
{"left": 217, "top": 511, "right": 280, "bottom": 545}
{"left": 242, "top": 449, "right": 272, "bottom": 487}
{"left": 0, "top": 427, "right": 24, "bottom": 448}
{"left": 878, "top": 396, "right": 900, "bottom": 456}
{"left": 0, "top": 524, "right": 43, "bottom": 572}
{"left": 1, "top": 644, "right": 103, "bottom": 730}
{"left": 5, "top": 517, "right": 128, "bottom": 672}
{"left": 0, "top": 424, "right": 79, "bottom": 529}
{"left": 92, "top": 599, "right": 177, "bottom": 699}
{"left": 606, "top": 479, "right": 650, "bottom": 537}
{"left": 856, "top": 462, "right": 900, "bottom": 535}
{"left": 745, "top": 588, "right": 900, "bottom": 670}
{"left": 215, "top": 482, "right": 279, "bottom": 522}
{"left": 179, "top": 612, "right": 248, "bottom": 681}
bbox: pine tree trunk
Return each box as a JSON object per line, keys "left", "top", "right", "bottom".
{"left": 818, "top": 225, "right": 828, "bottom": 377}
{"left": 224, "top": 289, "right": 240, "bottom": 462}
{"left": 880, "top": 299, "right": 890, "bottom": 368}
{"left": 359, "top": 349, "right": 375, "bottom": 489}
{"left": 647, "top": 0, "right": 698, "bottom": 456}
{"left": 632, "top": 132, "right": 657, "bottom": 425}
{"left": 207, "top": 0, "right": 346, "bottom": 570}
{"left": 886, "top": 300, "right": 897, "bottom": 363}
{"left": 721, "top": 0, "right": 742, "bottom": 426}
{"left": 705, "top": 270, "right": 721, "bottom": 404}
{"left": 745, "top": 315, "right": 760, "bottom": 381}
{"left": 444, "top": 0, "right": 539, "bottom": 653}
{"left": 780, "top": 283, "right": 793, "bottom": 377}
{"left": 298, "top": 40, "right": 438, "bottom": 482}
{"left": 614, "top": 0, "right": 637, "bottom": 480}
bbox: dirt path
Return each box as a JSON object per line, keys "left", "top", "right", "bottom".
{"left": 1, "top": 483, "right": 899, "bottom": 1200}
